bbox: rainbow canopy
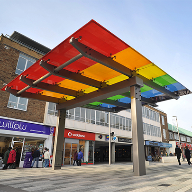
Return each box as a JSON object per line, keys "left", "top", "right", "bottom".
{"left": 2, "top": 20, "right": 191, "bottom": 112}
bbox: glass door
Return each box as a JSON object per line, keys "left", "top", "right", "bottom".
{"left": 64, "top": 143, "right": 71, "bottom": 165}
{"left": 64, "top": 143, "right": 78, "bottom": 165}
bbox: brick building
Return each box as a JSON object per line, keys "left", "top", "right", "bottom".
{"left": 0, "top": 32, "right": 52, "bottom": 168}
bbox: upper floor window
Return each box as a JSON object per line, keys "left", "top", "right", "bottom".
{"left": 15, "top": 53, "right": 36, "bottom": 75}
{"left": 7, "top": 94, "right": 28, "bottom": 111}
{"left": 161, "top": 115, "right": 165, "bottom": 125}
{"left": 48, "top": 102, "right": 58, "bottom": 116}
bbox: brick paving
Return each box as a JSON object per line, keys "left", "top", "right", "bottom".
{"left": 1, "top": 161, "right": 192, "bottom": 192}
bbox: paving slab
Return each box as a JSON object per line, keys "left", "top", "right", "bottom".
{"left": 1, "top": 162, "right": 192, "bottom": 192}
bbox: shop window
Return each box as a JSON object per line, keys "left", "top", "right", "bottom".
{"left": 15, "top": 53, "right": 36, "bottom": 75}
{"left": 115, "top": 116, "right": 119, "bottom": 129}
{"left": 80, "top": 108, "right": 85, "bottom": 122}
{"left": 104, "top": 113, "right": 109, "bottom": 127}
{"left": 96, "top": 111, "right": 100, "bottom": 125}
{"left": 128, "top": 119, "right": 132, "bottom": 131}
{"left": 75, "top": 107, "right": 80, "bottom": 121}
{"left": 122, "top": 118, "right": 125, "bottom": 130}
{"left": 110, "top": 114, "right": 115, "bottom": 128}
{"left": 90, "top": 109, "right": 95, "bottom": 124}
{"left": 22, "top": 139, "right": 44, "bottom": 161}
{"left": 48, "top": 102, "right": 58, "bottom": 116}
{"left": 7, "top": 94, "right": 28, "bottom": 111}
{"left": 119, "top": 117, "right": 123, "bottom": 130}
{"left": 68, "top": 108, "right": 74, "bottom": 119}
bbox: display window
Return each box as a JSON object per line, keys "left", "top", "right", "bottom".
{"left": 22, "top": 139, "right": 44, "bottom": 161}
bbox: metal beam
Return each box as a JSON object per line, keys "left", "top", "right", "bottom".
{"left": 40, "top": 61, "right": 107, "bottom": 88}
{"left": 17, "top": 54, "right": 83, "bottom": 95}
{"left": 56, "top": 76, "right": 142, "bottom": 110}
{"left": 5, "top": 87, "right": 60, "bottom": 103}
{"left": 20, "top": 75, "right": 78, "bottom": 96}
{"left": 70, "top": 37, "right": 132, "bottom": 77}
{"left": 132, "top": 72, "right": 179, "bottom": 100}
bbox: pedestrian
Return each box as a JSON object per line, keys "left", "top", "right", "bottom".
{"left": 3, "top": 147, "right": 12, "bottom": 169}
{"left": 175, "top": 145, "right": 182, "bottom": 165}
{"left": 31, "top": 147, "right": 40, "bottom": 168}
{"left": 44, "top": 148, "right": 50, "bottom": 168}
{"left": 185, "top": 146, "right": 191, "bottom": 165}
{"left": 73, "top": 151, "right": 78, "bottom": 166}
{"left": 7, "top": 147, "right": 16, "bottom": 169}
{"left": 77, "top": 149, "right": 84, "bottom": 166}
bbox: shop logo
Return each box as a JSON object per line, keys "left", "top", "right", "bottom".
{"left": 113, "top": 136, "right": 117, "bottom": 141}
{"left": 67, "top": 131, "right": 85, "bottom": 138}
{"left": 68, "top": 132, "right": 73, "bottom": 137}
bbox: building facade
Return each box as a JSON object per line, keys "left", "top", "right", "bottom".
{"left": 0, "top": 32, "right": 52, "bottom": 167}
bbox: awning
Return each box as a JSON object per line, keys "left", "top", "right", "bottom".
{"left": 2, "top": 20, "right": 191, "bottom": 112}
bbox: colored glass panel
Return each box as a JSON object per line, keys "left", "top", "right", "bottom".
{"left": 153, "top": 74, "right": 177, "bottom": 87}
{"left": 107, "top": 95, "right": 125, "bottom": 100}
{"left": 140, "top": 84, "right": 153, "bottom": 93}
{"left": 141, "top": 89, "right": 162, "bottom": 98}
{"left": 113, "top": 47, "right": 151, "bottom": 70}
{"left": 166, "top": 82, "right": 186, "bottom": 92}
{"left": 136, "top": 63, "right": 166, "bottom": 80}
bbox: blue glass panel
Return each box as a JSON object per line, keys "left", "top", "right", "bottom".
{"left": 118, "top": 97, "right": 131, "bottom": 103}
{"left": 141, "top": 89, "right": 162, "bottom": 98}
{"left": 166, "top": 82, "right": 186, "bottom": 92}
{"left": 100, "top": 103, "right": 115, "bottom": 108}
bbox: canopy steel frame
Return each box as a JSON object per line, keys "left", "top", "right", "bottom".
{"left": 70, "top": 37, "right": 179, "bottom": 100}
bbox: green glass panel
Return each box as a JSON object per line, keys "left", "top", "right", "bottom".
{"left": 140, "top": 84, "right": 153, "bottom": 93}
{"left": 107, "top": 95, "right": 125, "bottom": 100}
{"left": 89, "top": 101, "right": 102, "bottom": 106}
{"left": 154, "top": 74, "right": 177, "bottom": 87}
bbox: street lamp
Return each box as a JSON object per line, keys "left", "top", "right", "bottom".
{"left": 172, "top": 116, "right": 181, "bottom": 147}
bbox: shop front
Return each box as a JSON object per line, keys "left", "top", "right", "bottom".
{"left": 0, "top": 116, "right": 52, "bottom": 168}
{"left": 145, "top": 141, "right": 172, "bottom": 161}
{"left": 53, "top": 128, "right": 95, "bottom": 165}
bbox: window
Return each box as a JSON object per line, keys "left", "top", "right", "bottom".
{"left": 143, "top": 123, "right": 146, "bottom": 134}
{"left": 169, "top": 132, "right": 174, "bottom": 140}
{"left": 163, "top": 129, "right": 166, "bottom": 139}
{"left": 16, "top": 53, "right": 36, "bottom": 75}
{"left": 147, "top": 124, "right": 150, "bottom": 135}
{"left": 111, "top": 114, "right": 115, "bottom": 128}
{"left": 128, "top": 119, "right": 132, "bottom": 131}
{"left": 156, "top": 113, "right": 160, "bottom": 122}
{"left": 115, "top": 116, "right": 119, "bottom": 129}
{"left": 161, "top": 115, "right": 165, "bottom": 125}
{"left": 80, "top": 108, "right": 85, "bottom": 122}
{"left": 7, "top": 94, "right": 28, "bottom": 111}
{"left": 75, "top": 107, "right": 80, "bottom": 121}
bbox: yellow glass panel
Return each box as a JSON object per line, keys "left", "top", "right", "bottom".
{"left": 82, "top": 63, "right": 121, "bottom": 81}
{"left": 83, "top": 87, "right": 98, "bottom": 94}
{"left": 136, "top": 63, "right": 166, "bottom": 79}
{"left": 41, "top": 91, "right": 75, "bottom": 100}
{"left": 113, "top": 47, "right": 151, "bottom": 70}
{"left": 107, "top": 74, "right": 129, "bottom": 85}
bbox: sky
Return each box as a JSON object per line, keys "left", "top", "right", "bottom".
{"left": 1, "top": 0, "right": 192, "bottom": 131}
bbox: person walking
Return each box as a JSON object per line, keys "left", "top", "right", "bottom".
{"left": 73, "top": 151, "right": 78, "bottom": 166}
{"left": 44, "top": 148, "right": 50, "bottom": 168}
{"left": 7, "top": 147, "right": 16, "bottom": 169}
{"left": 3, "top": 147, "right": 12, "bottom": 169}
{"left": 77, "top": 149, "right": 84, "bottom": 166}
{"left": 31, "top": 148, "right": 40, "bottom": 168}
{"left": 185, "top": 146, "right": 191, "bottom": 165}
{"left": 175, "top": 145, "right": 182, "bottom": 165}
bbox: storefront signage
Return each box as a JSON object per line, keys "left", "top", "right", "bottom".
{"left": 105, "top": 135, "right": 118, "bottom": 142}
{"left": 118, "top": 138, "right": 132, "bottom": 143}
{"left": 0, "top": 118, "right": 50, "bottom": 135}
{"left": 176, "top": 142, "right": 192, "bottom": 148}
{"left": 145, "top": 141, "right": 172, "bottom": 148}
{"left": 64, "top": 129, "right": 95, "bottom": 141}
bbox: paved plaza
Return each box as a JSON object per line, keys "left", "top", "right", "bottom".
{"left": 1, "top": 162, "right": 192, "bottom": 192}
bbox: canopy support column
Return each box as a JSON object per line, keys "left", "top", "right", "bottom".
{"left": 130, "top": 78, "right": 146, "bottom": 176}
{"left": 52, "top": 109, "right": 66, "bottom": 170}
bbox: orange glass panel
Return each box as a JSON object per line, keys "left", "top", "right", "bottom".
{"left": 113, "top": 47, "right": 151, "bottom": 70}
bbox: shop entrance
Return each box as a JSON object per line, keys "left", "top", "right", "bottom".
{"left": 12, "top": 137, "right": 24, "bottom": 167}
{"left": 64, "top": 143, "right": 78, "bottom": 165}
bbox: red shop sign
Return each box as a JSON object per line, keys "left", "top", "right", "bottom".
{"left": 53, "top": 128, "right": 95, "bottom": 141}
